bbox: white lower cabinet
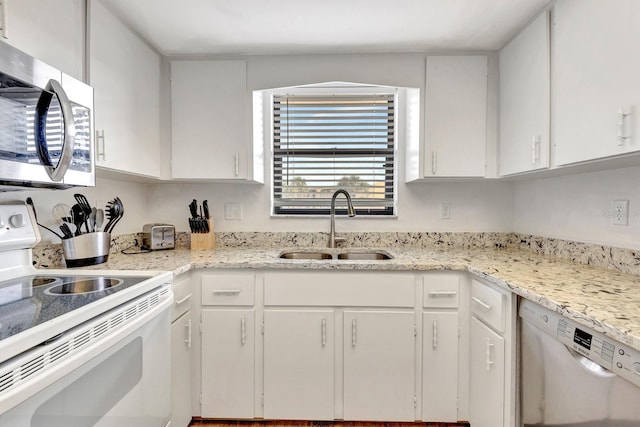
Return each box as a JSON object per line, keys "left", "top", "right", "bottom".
{"left": 421, "top": 273, "right": 461, "bottom": 422}
{"left": 170, "top": 273, "right": 193, "bottom": 427}
{"left": 199, "top": 273, "right": 256, "bottom": 419}
{"left": 194, "top": 270, "right": 515, "bottom": 424}
{"left": 343, "top": 311, "right": 416, "bottom": 421}
{"left": 469, "top": 317, "right": 505, "bottom": 427}
{"left": 171, "top": 311, "right": 193, "bottom": 427}
{"left": 422, "top": 311, "right": 459, "bottom": 421}
{"left": 201, "top": 309, "right": 255, "bottom": 418}
{"left": 468, "top": 278, "right": 515, "bottom": 427}
{"left": 263, "top": 310, "right": 334, "bottom": 420}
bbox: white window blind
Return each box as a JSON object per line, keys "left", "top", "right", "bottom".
{"left": 273, "top": 93, "right": 395, "bottom": 215}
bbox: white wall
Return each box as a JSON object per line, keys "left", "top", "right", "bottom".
{"left": 512, "top": 165, "right": 640, "bottom": 250}
{"left": 145, "top": 180, "right": 514, "bottom": 234}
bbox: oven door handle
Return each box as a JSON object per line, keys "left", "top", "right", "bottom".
{"left": 34, "top": 79, "right": 76, "bottom": 182}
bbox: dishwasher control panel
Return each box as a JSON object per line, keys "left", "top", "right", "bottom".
{"left": 520, "top": 299, "right": 640, "bottom": 388}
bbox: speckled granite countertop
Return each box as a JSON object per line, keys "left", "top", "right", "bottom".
{"left": 64, "top": 246, "right": 640, "bottom": 352}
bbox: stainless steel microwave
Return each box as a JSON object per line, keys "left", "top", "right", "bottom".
{"left": 0, "top": 40, "right": 94, "bottom": 190}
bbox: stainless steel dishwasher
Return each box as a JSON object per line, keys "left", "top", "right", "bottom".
{"left": 519, "top": 299, "right": 640, "bottom": 427}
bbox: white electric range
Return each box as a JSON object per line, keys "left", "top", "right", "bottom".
{"left": 0, "top": 202, "right": 174, "bottom": 426}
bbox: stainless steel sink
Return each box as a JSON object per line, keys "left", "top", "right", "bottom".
{"left": 279, "top": 251, "right": 392, "bottom": 261}
{"left": 279, "top": 252, "right": 333, "bottom": 260}
{"left": 337, "top": 252, "right": 392, "bottom": 260}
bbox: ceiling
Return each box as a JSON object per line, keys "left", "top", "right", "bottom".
{"left": 99, "top": 0, "right": 552, "bottom": 56}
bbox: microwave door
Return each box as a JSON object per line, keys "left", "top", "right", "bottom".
{"left": 34, "top": 79, "right": 75, "bottom": 182}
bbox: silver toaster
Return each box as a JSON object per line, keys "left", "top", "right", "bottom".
{"left": 142, "top": 224, "right": 175, "bottom": 250}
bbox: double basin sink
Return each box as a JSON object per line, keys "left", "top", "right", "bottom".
{"left": 279, "top": 251, "right": 392, "bottom": 261}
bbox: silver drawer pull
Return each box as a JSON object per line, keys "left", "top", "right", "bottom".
{"left": 472, "top": 296, "right": 491, "bottom": 310}
{"left": 212, "top": 289, "right": 241, "bottom": 296}
{"left": 241, "top": 316, "right": 246, "bottom": 345}
{"left": 175, "top": 293, "right": 192, "bottom": 305}
{"left": 428, "top": 291, "right": 457, "bottom": 297}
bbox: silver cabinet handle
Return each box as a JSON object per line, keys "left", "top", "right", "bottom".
{"left": 428, "top": 291, "right": 457, "bottom": 297}
{"left": 617, "top": 106, "right": 630, "bottom": 146}
{"left": 432, "top": 318, "right": 438, "bottom": 349}
{"left": 321, "top": 318, "right": 326, "bottom": 347}
{"left": 234, "top": 152, "right": 239, "bottom": 176}
{"left": 175, "top": 293, "right": 192, "bottom": 305}
{"left": 212, "top": 289, "right": 241, "bottom": 296}
{"left": 96, "top": 130, "right": 106, "bottom": 161}
{"left": 0, "top": 0, "right": 8, "bottom": 39}
{"left": 351, "top": 318, "right": 357, "bottom": 348}
{"left": 185, "top": 318, "right": 192, "bottom": 349}
{"left": 35, "top": 79, "right": 76, "bottom": 182}
{"left": 531, "top": 135, "right": 541, "bottom": 164}
{"left": 431, "top": 151, "right": 437, "bottom": 175}
{"left": 241, "top": 315, "right": 246, "bottom": 345}
{"left": 472, "top": 296, "right": 491, "bottom": 310}
{"left": 485, "top": 337, "right": 494, "bottom": 371}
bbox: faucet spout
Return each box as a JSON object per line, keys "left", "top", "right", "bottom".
{"left": 329, "top": 189, "right": 356, "bottom": 248}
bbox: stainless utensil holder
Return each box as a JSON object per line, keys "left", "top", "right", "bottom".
{"left": 61, "top": 232, "right": 111, "bottom": 267}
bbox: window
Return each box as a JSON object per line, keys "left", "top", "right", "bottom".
{"left": 272, "top": 89, "right": 396, "bottom": 216}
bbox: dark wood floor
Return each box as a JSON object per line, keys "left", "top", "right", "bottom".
{"left": 189, "top": 421, "right": 469, "bottom": 427}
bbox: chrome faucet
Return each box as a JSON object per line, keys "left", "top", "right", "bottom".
{"left": 329, "top": 189, "right": 356, "bottom": 248}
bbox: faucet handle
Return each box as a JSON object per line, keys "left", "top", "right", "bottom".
{"left": 334, "top": 236, "right": 346, "bottom": 246}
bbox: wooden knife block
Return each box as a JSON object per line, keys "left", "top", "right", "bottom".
{"left": 190, "top": 219, "right": 216, "bottom": 250}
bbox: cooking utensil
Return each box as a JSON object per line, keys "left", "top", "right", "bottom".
{"left": 74, "top": 193, "right": 92, "bottom": 233}
{"left": 95, "top": 208, "right": 104, "bottom": 231}
{"left": 71, "top": 204, "right": 85, "bottom": 236}
{"left": 52, "top": 203, "right": 72, "bottom": 224}
{"left": 25, "top": 197, "right": 65, "bottom": 239}
{"left": 104, "top": 197, "right": 124, "bottom": 234}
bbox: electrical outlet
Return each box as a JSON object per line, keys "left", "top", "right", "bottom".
{"left": 440, "top": 202, "right": 451, "bottom": 220}
{"left": 225, "top": 203, "right": 242, "bottom": 220}
{"left": 612, "top": 200, "right": 629, "bottom": 226}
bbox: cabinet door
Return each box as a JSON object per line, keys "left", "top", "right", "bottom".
{"left": 553, "top": 0, "right": 640, "bottom": 165}
{"left": 4, "top": 0, "right": 84, "bottom": 80}
{"left": 171, "top": 311, "right": 192, "bottom": 427}
{"left": 424, "top": 56, "right": 487, "bottom": 177}
{"left": 171, "top": 60, "right": 248, "bottom": 180}
{"left": 469, "top": 317, "right": 505, "bottom": 427}
{"left": 89, "top": 0, "right": 161, "bottom": 177}
{"left": 343, "top": 311, "right": 415, "bottom": 421}
{"left": 499, "top": 12, "right": 550, "bottom": 176}
{"left": 422, "top": 311, "right": 458, "bottom": 422}
{"left": 263, "top": 310, "right": 334, "bottom": 420}
{"left": 201, "top": 309, "right": 255, "bottom": 418}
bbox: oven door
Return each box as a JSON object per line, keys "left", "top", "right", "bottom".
{"left": 0, "top": 287, "right": 172, "bottom": 427}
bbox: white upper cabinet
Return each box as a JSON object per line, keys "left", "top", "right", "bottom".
{"left": 171, "top": 60, "right": 257, "bottom": 181}
{"left": 423, "top": 56, "right": 488, "bottom": 178}
{"left": 552, "top": 0, "right": 640, "bottom": 166}
{"left": 499, "top": 11, "right": 550, "bottom": 176}
{"left": 3, "top": 0, "right": 85, "bottom": 80}
{"left": 89, "top": 0, "right": 161, "bottom": 178}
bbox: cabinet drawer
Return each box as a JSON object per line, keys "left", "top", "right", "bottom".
{"left": 264, "top": 273, "right": 415, "bottom": 307}
{"left": 471, "top": 279, "right": 505, "bottom": 333}
{"left": 172, "top": 274, "right": 193, "bottom": 321}
{"left": 423, "top": 273, "right": 459, "bottom": 308}
{"left": 202, "top": 274, "right": 255, "bottom": 306}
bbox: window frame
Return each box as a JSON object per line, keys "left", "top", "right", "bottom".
{"left": 269, "top": 83, "right": 398, "bottom": 217}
